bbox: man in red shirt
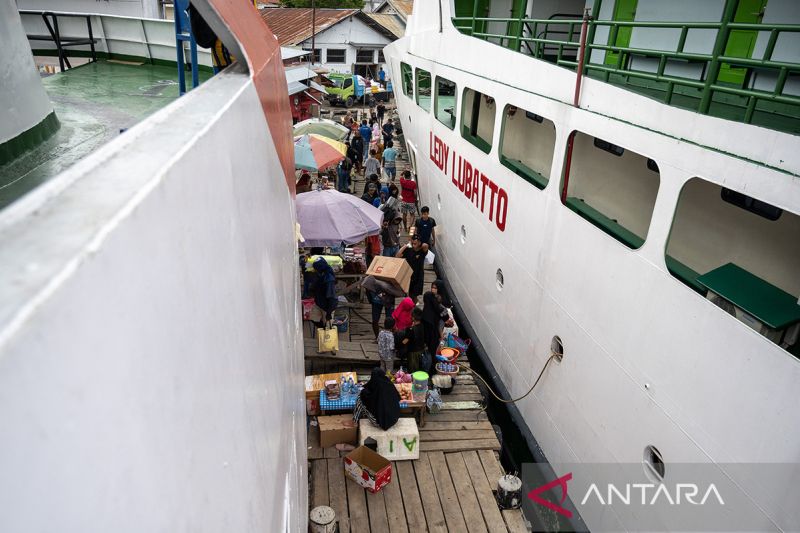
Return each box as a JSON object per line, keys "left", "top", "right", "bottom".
{"left": 399, "top": 170, "right": 418, "bottom": 233}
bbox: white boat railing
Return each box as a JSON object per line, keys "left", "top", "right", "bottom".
{"left": 19, "top": 9, "right": 212, "bottom": 70}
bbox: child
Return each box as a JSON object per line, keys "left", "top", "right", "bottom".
{"left": 378, "top": 317, "right": 396, "bottom": 373}
{"left": 400, "top": 308, "right": 426, "bottom": 373}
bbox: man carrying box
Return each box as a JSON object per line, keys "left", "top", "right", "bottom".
{"left": 396, "top": 235, "right": 429, "bottom": 302}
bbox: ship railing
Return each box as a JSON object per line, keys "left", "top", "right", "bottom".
{"left": 21, "top": 11, "right": 98, "bottom": 73}
{"left": 451, "top": 15, "right": 800, "bottom": 134}
{"left": 19, "top": 9, "right": 213, "bottom": 73}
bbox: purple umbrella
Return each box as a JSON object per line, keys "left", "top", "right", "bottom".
{"left": 296, "top": 189, "right": 384, "bottom": 246}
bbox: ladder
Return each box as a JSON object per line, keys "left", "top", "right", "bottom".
{"left": 174, "top": 0, "right": 199, "bottom": 95}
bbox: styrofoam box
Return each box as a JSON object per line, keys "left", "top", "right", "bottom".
{"left": 358, "top": 418, "right": 419, "bottom": 461}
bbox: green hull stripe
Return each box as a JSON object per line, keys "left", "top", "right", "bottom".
{"left": 0, "top": 111, "right": 60, "bottom": 167}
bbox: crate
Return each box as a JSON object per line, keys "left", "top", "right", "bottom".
{"left": 358, "top": 417, "right": 419, "bottom": 461}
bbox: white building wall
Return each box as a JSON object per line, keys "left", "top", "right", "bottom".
{"left": 0, "top": 0, "right": 54, "bottom": 144}
{"left": 0, "top": 71, "right": 306, "bottom": 532}
{"left": 302, "top": 15, "right": 392, "bottom": 75}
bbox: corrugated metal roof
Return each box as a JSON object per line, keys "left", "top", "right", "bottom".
{"left": 367, "top": 13, "right": 404, "bottom": 39}
{"left": 287, "top": 81, "right": 309, "bottom": 95}
{"left": 375, "top": 0, "right": 413, "bottom": 22}
{"left": 260, "top": 8, "right": 358, "bottom": 46}
{"left": 285, "top": 65, "right": 317, "bottom": 84}
{"left": 281, "top": 47, "right": 310, "bottom": 60}
{"left": 390, "top": 0, "right": 414, "bottom": 20}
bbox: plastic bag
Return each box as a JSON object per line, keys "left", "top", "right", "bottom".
{"left": 427, "top": 388, "right": 443, "bottom": 414}
{"left": 317, "top": 322, "right": 339, "bottom": 353}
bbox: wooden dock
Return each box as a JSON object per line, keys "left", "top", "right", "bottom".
{"left": 304, "top": 108, "right": 530, "bottom": 531}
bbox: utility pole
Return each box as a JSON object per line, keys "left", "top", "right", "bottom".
{"left": 311, "top": 0, "right": 317, "bottom": 65}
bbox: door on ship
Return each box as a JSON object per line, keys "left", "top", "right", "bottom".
{"left": 717, "top": 0, "right": 768, "bottom": 86}
{"left": 604, "top": 0, "right": 637, "bottom": 66}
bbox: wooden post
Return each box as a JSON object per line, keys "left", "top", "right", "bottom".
{"left": 311, "top": 0, "right": 317, "bottom": 64}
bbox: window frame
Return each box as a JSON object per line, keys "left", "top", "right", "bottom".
{"left": 498, "top": 104, "right": 555, "bottom": 190}
{"left": 302, "top": 47, "right": 322, "bottom": 63}
{"left": 435, "top": 76, "right": 458, "bottom": 130}
{"left": 415, "top": 67, "right": 432, "bottom": 113}
{"left": 326, "top": 48, "right": 346, "bottom": 64}
{"left": 460, "top": 87, "right": 495, "bottom": 154}
{"left": 560, "top": 130, "right": 661, "bottom": 250}
{"left": 356, "top": 49, "right": 375, "bottom": 64}
{"left": 400, "top": 62, "right": 414, "bottom": 98}
{"left": 377, "top": 50, "right": 386, "bottom": 63}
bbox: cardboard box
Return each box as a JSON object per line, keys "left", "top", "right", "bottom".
{"left": 366, "top": 256, "right": 412, "bottom": 294}
{"left": 319, "top": 414, "right": 358, "bottom": 448}
{"left": 305, "top": 372, "right": 357, "bottom": 400}
{"left": 359, "top": 418, "right": 420, "bottom": 461}
{"left": 343, "top": 446, "right": 392, "bottom": 493}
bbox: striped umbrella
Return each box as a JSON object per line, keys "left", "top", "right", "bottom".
{"left": 292, "top": 118, "right": 350, "bottom": 141}
{"left": 294, "top": 134, "right": 347, "bottom": 171}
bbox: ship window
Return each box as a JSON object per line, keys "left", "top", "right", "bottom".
{"left": 561, "top": 131, "right": 660, "bottom": 250}
{"left": 665, "top": 178, "right": 800, "bottom": 353}
{"left": 461, "top": 88, "right": 495, "bottom": 154}
{"left": 593, "top": 138, "right": 624, "bottom": 157}
{"left": 720, "top": 188, "right": 782, "bottom": 221}
{"left": 416, "top": 68, "right": 432, "bottom": 112}
{"left": 435, "top": 77, "right": 457, "bottom": 129}
{"left": 326, "top": 49, "right": 346, "bottom": 64}
{"left": 500, "top": 104, "right": 556, "bottom": 190}
{"left": 401, "top": 62, "right": 413, "bottom": 98}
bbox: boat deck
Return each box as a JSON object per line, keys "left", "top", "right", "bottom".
{"left": 0, "top": 59, "right": 211, "bottom": 209}
{"left": 304, "top": 116, "right": 529, "bottom": 531}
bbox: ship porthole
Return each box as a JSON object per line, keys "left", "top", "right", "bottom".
{"left": 437, "top": 194, "right": 441, "bottom": 210}
{"left": 495, "top": 268, "right": 504, "bottom": 291}
{"left": 460, "top": 225, "right": 466, "bottom": 243}
{"left": 551, "top": 336, "right": 564, "bottom": 361}
{"left": 643, "top": 445, "right": 665, "bottom": 482}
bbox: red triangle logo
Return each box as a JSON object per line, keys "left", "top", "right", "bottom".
{"left": 527, "top": 472, "right": 573, "bottom": 518}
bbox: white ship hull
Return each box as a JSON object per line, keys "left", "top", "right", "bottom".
{"left": 0, "top": 3, "right": 306, "bottom": 530}
{"left": 386, "top": 2, "right": 800, "bottom": 530}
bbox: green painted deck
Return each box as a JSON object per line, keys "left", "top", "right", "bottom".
{"left": 697, "top": 262, "right": 800, "bottom": 330}
{"left": 0, "top": 60, "right": 211, "bottom": 210}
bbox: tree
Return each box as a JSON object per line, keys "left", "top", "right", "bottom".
{"left": 279, "top": 0, "right": 364, "bottom": 7}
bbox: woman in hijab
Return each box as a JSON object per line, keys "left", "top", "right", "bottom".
{"left": 354, "top": 367, "right": 400, "bottom": 430}
{"left": 392, "top": 297, "right": 415, "bottom": 331}
{"left": 309, "top": 257, "right": 337, "bottom": 327}
{"left": 431, "top": 280, "right": 451, "bottom": 307}
{"left": 422, "top": 291, "right": 449, "bottom": 357}
{"left": 432, "top": 280, "right": 458, "bottom": 338}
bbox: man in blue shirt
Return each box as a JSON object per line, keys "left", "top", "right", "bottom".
{"left": 378, "top": 67, "right": 386, "bottom": 83}
{"left": 358, "top": 120, "right": 372, "bottom": 162}
{"left": 382, "top": 140, "right": 397, "bottom": 179}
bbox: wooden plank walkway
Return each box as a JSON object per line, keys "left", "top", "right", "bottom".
{"left": 306, "top": 106, "right": 529, "bottom": 531}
